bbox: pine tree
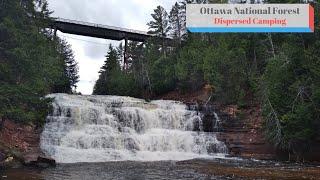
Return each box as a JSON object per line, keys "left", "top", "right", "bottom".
{"left": 147, "top": 5, "right": 170, "bottom": 55}
{"left": 93, "top": 44, "right": 141, "bottom": 97}
{"left": 169, "top": 2, "right": 185, "bottom": 45}
{"left": 93, "top": 45, "right": 120, "bottom": 95}
{"left": 59, "top": 39, "right": 79, "bottom": 92}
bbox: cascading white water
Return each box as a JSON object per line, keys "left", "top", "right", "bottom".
{"left": 214, "top": 112, "right": 221, "bottom": 131}
{"left": 40, "top": 94, "right": 227, "bottom": 163}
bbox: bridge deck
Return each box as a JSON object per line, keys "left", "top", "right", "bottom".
{"left": 51, "top": 18, "right": 155, "bottom": 42}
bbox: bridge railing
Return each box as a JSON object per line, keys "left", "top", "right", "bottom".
{"left": 54, "top": 17, "right": 150, "bottom": 36}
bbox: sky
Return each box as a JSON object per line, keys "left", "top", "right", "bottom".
{"left": 47, "top": 0, "right": 173, "bottom": 95}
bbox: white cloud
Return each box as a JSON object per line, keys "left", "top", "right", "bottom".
{"left": 48, "top": 0, "right": 173, "bottom": 94}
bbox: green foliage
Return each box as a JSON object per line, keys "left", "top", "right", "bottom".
{"left": 262, "top": 20, "right": 320, "bottom": 155}
{"left": 55, "top": 39, "right": 79, "bottom": 93}
{"left": 0, "top": 84, "right": 52, "bottom": 126}
{"left": 0, "top": 0, "right": 79, "bottom": 125}
{"left": 93, "top": 45, "right": 141, "bottom": 97}
{"left": 176, "top": 36, "right": 206, "bottom": 92}
{"left": 169, "top": 2, "right": 186, "bottom": 44}
{"left": 201, "top": 34, "right": 265, "bottom": 105}
{"left": 150, "top": 55, "right": 176, "bottom": 95}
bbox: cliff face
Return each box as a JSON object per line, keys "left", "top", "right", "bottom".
{"left": 216, "top": 105, "right": 278, "bottom": 160}
{"left": 218, "top": 105, "right": 320, "bottom": 161}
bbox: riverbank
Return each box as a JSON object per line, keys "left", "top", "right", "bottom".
{"left": 0, "top": 119, "right": 54, "bottom": 168}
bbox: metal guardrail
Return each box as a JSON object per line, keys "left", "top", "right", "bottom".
{"left": 54, "top": 17, "right": 150, "bottom": 36}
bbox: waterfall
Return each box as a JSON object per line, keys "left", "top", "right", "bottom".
{"left": 213, "top": 112, "right": 221, "bottom": 131}
{"left": 40, "top": 94, "right": 227, "bottom": 163}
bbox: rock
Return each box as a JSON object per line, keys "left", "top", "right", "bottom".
{"left": 4, "top": 156, "right": 13, "bottom": 163}
{"left": 23, "top": 153, "right": 40, "bottom": 165}
{"left": 37, "top": 156, "right": 56, "bottom": 167}
{"left": 23, "top": 154, "right": 56, "bottom": 168}
{"left": 0, "top": 152, "right": 5, "bottom": 162}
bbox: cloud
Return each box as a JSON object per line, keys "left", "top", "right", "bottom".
{"left": 48, "top": 0, "right": 173, "bottom": 94}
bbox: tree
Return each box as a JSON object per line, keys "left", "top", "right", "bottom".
{"left": 93, "top": 44, "right": 141, "bottom": 97}
{"left": 93, "top": 45, "right": 120, "bottom": 95}
{"left": 169, "top": 2, "right": 185, "bottom": 45}
{"left": 0, "top": 0, "right": 79, "bottom": 126}
{"left": 147, "top": 5, "right": 170, "bottom": 38}
{"left": 176, "top": 35, "right": 207, "bottom": 92}
{"left": 59, "top": 39, "right": 79, "bottom": 93}
{"left": 147, "top": 5, "right": 170, "bottom": 55}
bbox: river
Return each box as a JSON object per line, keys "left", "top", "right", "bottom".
{"left": 2, "top": 158, "right": 320, "bottom": 179}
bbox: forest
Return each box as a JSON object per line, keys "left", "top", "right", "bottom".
{"left": 93, "top": 0, "right": 320, "bottom": 157}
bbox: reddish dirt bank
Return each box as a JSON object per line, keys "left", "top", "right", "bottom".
{"left": 217, "top": 105, "right": 278, "bottom": 160}
{"left": 0, "top": 119, "right": 54, "bottom": 167}
{"left": 156, "top": 85, "right": 214, "bottom": 103}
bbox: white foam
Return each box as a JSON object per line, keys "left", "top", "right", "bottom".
{"left": 41, "top": 94, "right": 227, "bottom": 163}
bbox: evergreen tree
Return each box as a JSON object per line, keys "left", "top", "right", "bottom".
{"left": 57, "top": 39, "right": 79, "bottom": 93}
{"left": 176, "top": 35, "right": 207, "bottom": 93}
{"left": 147, "top": 5, "right": 170, "bottom": 55}
{"left": 147, "top": 6, "right": 170, "bottom": 38}
{"left": 93, "top": 45, "right": 120, "bottom": 95}
{"left": 169, "top": 2, "right": 185, "bottom": 45}
{"left": 93, "top": 44, "right": 141, "bottom": 97}
{"left": 0, "top": 0, "right": 79, "bottom": 125}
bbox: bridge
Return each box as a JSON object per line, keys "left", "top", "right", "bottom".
{"left": 50, "top": 18, "right": 154, "bottom": 42}
{"left": 49, "top": 18, "right": 174, "bottom": 68}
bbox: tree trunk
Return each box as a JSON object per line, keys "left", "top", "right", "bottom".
{"left": 268, "top": 33, "right": 276, "bottom": 59}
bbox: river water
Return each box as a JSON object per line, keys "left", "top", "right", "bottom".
{"left": 1, "top": 94, "right": 319, "bottom": 179}
{"left": 2, "top": 158, "right": 320, "bottom": 179}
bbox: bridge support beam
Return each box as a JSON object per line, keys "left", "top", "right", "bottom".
{"left": 124, "top": 37, "right": 128, "bottom": 70}
{"left": 53, "top": 27, "right": 57, "bottom": 38}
